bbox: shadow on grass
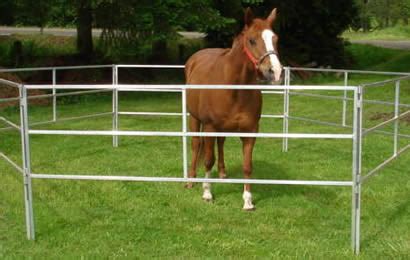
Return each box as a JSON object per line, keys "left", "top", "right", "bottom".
{"left": 361, "top": 190, "right": 410, "bottom": 249}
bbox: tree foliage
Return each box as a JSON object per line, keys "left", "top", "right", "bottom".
{"left": 354, "top": 0, "right": 410, "bottom": 30}
{"left": 0, "top": 0, "right": 360, "bottom": 66}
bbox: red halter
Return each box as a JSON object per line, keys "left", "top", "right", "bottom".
{"left": 243, "top": 37, "right": 259, "bottom": 71}
{"left": 242, "top": 36, "right": 278, "bottom": 73}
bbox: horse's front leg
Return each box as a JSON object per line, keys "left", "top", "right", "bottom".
{"left": 217, "top": 137, "right": 227, "bottom": 178}
{"left": 241, "top": 137, "right": 256, "bottom": 211}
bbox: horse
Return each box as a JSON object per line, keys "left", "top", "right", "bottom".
{"left": 185, "top": 7, "right": 282, "bottom": 210}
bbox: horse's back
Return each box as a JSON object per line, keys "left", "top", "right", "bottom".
{"left": 185, "top": 48, "right": 229, "bottom": 84}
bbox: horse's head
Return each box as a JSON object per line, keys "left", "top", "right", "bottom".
{"left": 242, "top": 8, "right": 283, "bottom": 83}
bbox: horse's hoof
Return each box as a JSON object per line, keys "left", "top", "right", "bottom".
{"left": 202, "top": 190, "right": 213, "bottom": 202}
{"left": 185, "top": 182, "right": 194, "bottom": 189}
{"left": 242, "top": 206, "right": 256, "bottom": 211}
{"left": 203, "top": 197, "right": 213, "bottom": 203}
{"left": 219, "top": 173, "right": 227, "bottom": 179}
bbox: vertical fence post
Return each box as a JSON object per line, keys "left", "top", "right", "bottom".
{"left": 282, "top": 67, "right": 290, "bottom": 152}
{"left": 52, "top": 69, "right": 57, "bottom": 122}
{"left": 182, "top": 87, "right": 188, "bottom": 178}
{"left": 342, "top": 71, "right": 349, "bottom": 127}
{"left": 112, "top": 65, "right": 119, "bottom": 147}
{"left": 394, "top": 80, "right": 400, "bottom": 156}
{"left": 19, "top": 85, "right": 35, "bottom": 240}
{"left": 351, "top": 86, "right": 363, "bottom": 255}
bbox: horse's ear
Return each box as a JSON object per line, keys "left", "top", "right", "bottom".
{"left": 244, "top": 7, "right": 254, "bottom": 26}
{"left": 267, "top": 8, "right": 277, "bottom": 25}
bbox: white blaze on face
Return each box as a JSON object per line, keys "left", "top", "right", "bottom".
{"left": 262, "top": 29, "right": 282, "bottom": 82}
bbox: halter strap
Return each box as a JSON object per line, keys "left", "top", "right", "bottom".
{"left": 242, "top": 36, "right": 278, "bottom": 72}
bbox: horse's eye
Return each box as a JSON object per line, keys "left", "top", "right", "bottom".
{"left": 249, "top": 38, "right": 256, "bottom": 46}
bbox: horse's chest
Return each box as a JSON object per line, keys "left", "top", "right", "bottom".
{"left": 201, "top": 91, "right": 261, "bottom": 132}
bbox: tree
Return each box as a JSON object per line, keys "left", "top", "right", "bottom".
{"left": 95, "top": 0, "right": 232, "bottom": 61}
{"left": 75, "top": 0, "right": 93, "bottom": 59}
{"left": 208, "top": 0, "right": 359, "bottom": 67}
{"left": 14, "top": 0, "right": 52, "bottom": 33}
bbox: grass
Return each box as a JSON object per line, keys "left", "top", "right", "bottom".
{"left": 346, "top": 44, "right": 410, "bottom": 72}
{"left": 344, "top": 25, "right": 410, "bottom": 41}
{"left": 1, "top": 45, "right": 410, "bottom": 258}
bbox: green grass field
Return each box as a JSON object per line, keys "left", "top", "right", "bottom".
{"left": 1, "top": 46, "right": 410, "bottom": 258}
{"left": 344, "top": 25, "right": 410, "bottom": 41}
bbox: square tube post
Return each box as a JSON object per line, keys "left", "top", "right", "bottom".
{"left": 342, "top": 71, "right": 349, "bottom": 126}
{"left": 52, "top": 69, "right": 57, "bottom": 122}
{"left": 351, "top": 86, "right": 363, "bottom": 254}
{"left": 182, "top": 89, "right": 188, "bottom": 178}
{"left": 19, "top": 85, "right": 35, "bottom": 240}
{"left": 112, "top": 65, "right": 119, "bottom": 147}
{"left": 282, "top": 67, "right": 290, "bottom": 152}
{"left": 394, "top": 81, "right": 400, "bottom": 156}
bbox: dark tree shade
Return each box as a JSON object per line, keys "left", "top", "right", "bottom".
{"left": 208, "top": 0, "right": 359, "bottom": 67}
{"left": 0, "top": 0, "right": 16, "bottom": 25}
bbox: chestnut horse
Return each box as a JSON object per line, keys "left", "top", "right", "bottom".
{"left": 185, "top": 8, "right": 282, "bottom": 210}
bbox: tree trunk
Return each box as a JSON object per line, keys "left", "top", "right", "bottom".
{"left": 76, "top": 0, "right": 93, "bottom": 59}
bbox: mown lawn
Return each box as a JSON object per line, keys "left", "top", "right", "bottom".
{"left": 1, "top": 46, "right": 410, "bottom": 258}
{"left": 344, "top": 25, "right": 410, "bottom": 41}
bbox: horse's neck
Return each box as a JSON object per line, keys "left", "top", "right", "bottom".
{"left": 227, "top": 35, "right": 258, "bottom": 85}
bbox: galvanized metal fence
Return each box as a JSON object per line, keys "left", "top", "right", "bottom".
{"left": 1, "top": 64, "right": 409, "bottom": 255}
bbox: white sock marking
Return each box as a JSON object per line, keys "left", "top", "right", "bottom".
{"left": 242, "top": 190, "right": 255, "bottom": 210}
{"left": 202, "top": 171, "right": 213, "bottom": 201}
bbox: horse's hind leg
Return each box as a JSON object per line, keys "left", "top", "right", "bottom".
{"left": 202, "top": 131, "right": 216, "bottom": 202}
{"left": 217, "top": 137, "right": 227, "bottom": 178}
{"left": 185, "top": 116, "right": 201, "bottom": 189}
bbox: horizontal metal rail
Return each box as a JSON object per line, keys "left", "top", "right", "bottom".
{"left": 360, "top": 75, "right": 410, "bottom": 88}
{"left": 30, "top": 112, "right": 113, "bottom": 127}
{"left": 117, "top": 65, "right": 185, "bottom": 69}
{"left": 27, "top": 89, "right": 112, "bottom": 100}
{"left": 0, "top": 78, "right": 21, "bottom": 88}
{"left": 290, "top": 91, "right": 348, "bottom": 101}
{"left": 118, "top": 88, "right": 182, "bottom": 93}
{"left": 119, "top": 112, "right": 183, "bottom": 117}
{"left": 362, "top": 110, "right": 410, "bottom": 136}
{"left": 24, "top": 84, "right": 358, "bottom": 91}
{"left": 289, "top": 67, "right": 410, "bottom": 77}
{"left": 1, "top": 64, "right": 409, "bottom": 77}
{"left": 0, "top": 97, "right": 19, "bottom": 103}
{"left": 0, "top": 112, "right": 113, "bottom": 132}
{"left": 289, "top": 115, "right": 410, "bottom": 140}
{"left": 0, "top": 64, "right": 114, "bottom": 73}
{"left": 31, "top": 173, "right": 353, "bottom": 186}
{"left": 289, "top": 115, "right": 348, "bottom": 129}
{"left": 119, "top": 111, "right": 284, "bottom": 119}
{"left": 0, "top": 152, "right": 23, "bottom": 174}
{"left": 0, "top": 117, "right": 20, "bottom": 130}
{"left": 261, "top": 91, "right": 285, "bottom": 94}
{"left": 361, "top": 143, "right": 410, "bottom": 183}
{"left": 28, "top": 129, "right": 353, "bottom": 139}
{"left": 290, "top": 91, "right": 410, "bottom": 108}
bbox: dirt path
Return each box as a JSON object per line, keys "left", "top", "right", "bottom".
{"left": 350, "top": 39, "right": 410, "bottom": 50}
{"left": 0, "top": 26, "right": 206, "bottom": 39}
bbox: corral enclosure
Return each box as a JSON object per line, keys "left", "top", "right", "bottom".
{"left": 0, "top": 65, "right": 409, "bottom": 257}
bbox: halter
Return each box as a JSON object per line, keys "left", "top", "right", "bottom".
{"left": 242, "top": 36, "right": 277, "bottom": 73}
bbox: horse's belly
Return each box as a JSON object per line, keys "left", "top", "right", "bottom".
{"left": 215, "top": 112, "right": 260, "bottom": 132}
